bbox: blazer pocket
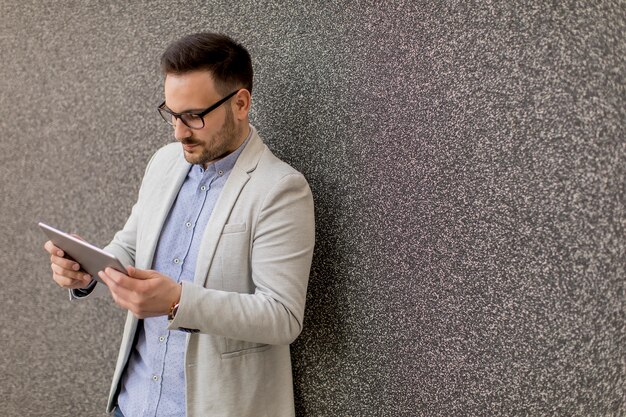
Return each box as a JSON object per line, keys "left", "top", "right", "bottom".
{"left": 221, "top": 340, "right": 271, "bottom": 359}
{"left": 222, "top": 222, "right": 247, "bottom": 234}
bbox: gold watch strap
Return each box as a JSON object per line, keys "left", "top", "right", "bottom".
{"left": 168, "top": 301, "right": 179, "bottom": 321}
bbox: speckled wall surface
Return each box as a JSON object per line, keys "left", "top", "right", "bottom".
{"left": 0, "top": 1, "right": 623, "bottom": 416}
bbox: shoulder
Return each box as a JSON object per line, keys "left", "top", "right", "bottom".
{"left": 142, "top": 142, "right": 184, "bottom": 176}
{"left": 149, "top": 142, "right": 182, "bottom": 167}
{"left": 247, "top": 147, "right": 312, "bottom": 211}
{"left": 246, "top": 130, "right": 306, "bottom": 182}
{"left": 259, "top": 148, "right": 304, "bottom": 179}
{"left": 249, "top": 144, "right": 310, "bottom": 200}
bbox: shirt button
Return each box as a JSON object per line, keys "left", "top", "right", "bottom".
{"left": 185, "top": 222, "right": 192, "bottom": 228}
{"left": 152, "top": 375, "right": 159, "bottom": 382}
{"left": 174, "top": 258, "right": 181, "bottom": 264}
{"left": 218, "top": 170, "right": 224, "bottom": 176}
{"left": 159, "top": 336, "right": 165, "bottom": 342}
{"left": 200, "top": 185, "right": 207, "bottom": 191}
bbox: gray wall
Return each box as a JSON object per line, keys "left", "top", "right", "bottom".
{"left": 1, "top": 1, "right": 624, "bottom": 416}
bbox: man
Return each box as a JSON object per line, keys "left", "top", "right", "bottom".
{"left": 44, "top": 32, "right": 315, "bottom": 417}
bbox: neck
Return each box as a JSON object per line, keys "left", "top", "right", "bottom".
{"left": 201, "top": 123, "right": 250, "bottom": 169}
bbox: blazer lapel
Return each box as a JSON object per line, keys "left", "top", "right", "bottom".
{"left": 137, "top": 152, "right": 191, "bottom": 269}
{"left": 193, "top": 128, "right": 265, "bottom": 286}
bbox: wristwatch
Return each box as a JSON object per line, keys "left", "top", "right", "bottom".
{"left": 168, "top": 283, "right": 182, "bottom": 321}
{"left": 168, "top": 301, "right": 179, "bottom": 321}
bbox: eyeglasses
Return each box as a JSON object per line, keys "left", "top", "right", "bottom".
{"left": 158, "top": 90, "right": 239, "bottom": 129}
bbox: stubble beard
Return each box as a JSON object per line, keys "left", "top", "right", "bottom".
{"left": 183, "top": 109, "right": 238, "bottom": 167}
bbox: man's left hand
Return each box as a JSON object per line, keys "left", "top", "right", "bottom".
{"left": 98, "top": 266, "right": 181, "bottom": 319}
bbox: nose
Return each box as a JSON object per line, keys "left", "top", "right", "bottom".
{"left": 173, "top": 118, "right": 192, "bottom": 141}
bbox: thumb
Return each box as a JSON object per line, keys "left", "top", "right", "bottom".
{"left": 127, "top": 266, "right": 154, "bottom": 280}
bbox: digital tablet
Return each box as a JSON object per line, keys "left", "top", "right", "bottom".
{"left": 39, "top": 222, "right": 127, "bottom": 285}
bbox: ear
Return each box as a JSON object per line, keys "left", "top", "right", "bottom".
{"left": 231, "top": 89, "right": 251, "bottom": 121}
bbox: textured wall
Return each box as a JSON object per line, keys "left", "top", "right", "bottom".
{"left": 1, "top": 1, "right": 624, "bottom": 416}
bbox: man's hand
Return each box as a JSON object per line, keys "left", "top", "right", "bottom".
{"left": 44, "top": 240, "right": 93, "bottom": 289}
{"left": 98, "top": 266, "right": 182, "bottom": 319}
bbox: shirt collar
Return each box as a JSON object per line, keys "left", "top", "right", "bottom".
{"left": 192, "top": 125, "right": 253, "bottom": 177}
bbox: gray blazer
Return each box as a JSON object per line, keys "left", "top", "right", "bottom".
{"left": 79, "top": 127, "right": 315, "bottom": 416}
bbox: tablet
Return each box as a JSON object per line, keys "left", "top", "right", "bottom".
{"left": 39, "top": 222, "right": 127, "bottom": 285}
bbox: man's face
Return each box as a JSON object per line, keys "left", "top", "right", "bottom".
{"left": 163, "top": 71, "right": 243, "bottom": 167}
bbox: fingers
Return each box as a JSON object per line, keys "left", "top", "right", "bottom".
{"left": 99, "top": 268, "right": 146, "bottom": 317}
{"left": 103, "top": 267, "right": 159, "bottom": 289}
{"left": 49, "top": 253, "right": 80, "bottom": 272}
{"left": 99, "top": 268, "right": 140, "bottom": 304}
{"left": 50, "top": 261, "right": 91, "bottom": 281}
{"left": 99, "top": 271, "right": 129, "bottom": 310}
{"left": 49, "top": 254, "right": 91, "bottom": 281}
{"left": 45, "top": 240, "right": 92, "bottom": 289}
{"left": 51, "top": 265, "right": 92, "bottom": 289}
{"left": 52, "top": 273, "right": 91, "bottom": 289}
{"left": 44, "top": 240, "right": 64, "bottom": 257}
{"left": 99, "top": 267, "right": 173, "bottom": 319}
{"left": 126, "top": 266, "right": 153, "bottom": 280}
{"left": 100, "top": 267, "right": 139, "bottom": 290}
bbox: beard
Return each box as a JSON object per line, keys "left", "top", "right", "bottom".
{"left": 182, "top": 108, "right": 239, "bottom": 167}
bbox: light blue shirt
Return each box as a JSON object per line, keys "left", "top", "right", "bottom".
{"left": 118, "top": 131, "right": 251, "bottom": 417}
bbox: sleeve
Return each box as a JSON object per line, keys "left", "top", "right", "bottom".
{"left": 167, "top": 173, "right": 316, "bottom": 345}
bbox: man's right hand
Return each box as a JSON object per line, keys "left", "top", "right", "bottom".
{"left": 44, "top": 240, "right": 93, "bottom": 289}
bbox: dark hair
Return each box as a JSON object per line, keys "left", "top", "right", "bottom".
{"left": 160, "top": 32, "right": 253, "bottom": 95}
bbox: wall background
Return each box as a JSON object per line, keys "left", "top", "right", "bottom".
{"left": 0, "top": 1, "right": 623, "bottom": 416}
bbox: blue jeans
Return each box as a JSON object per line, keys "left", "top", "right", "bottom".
{"left": 113, "top": 406, "right": 125, "bottom": 417}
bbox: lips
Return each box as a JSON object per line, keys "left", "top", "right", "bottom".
{"left": 182, "top": 142, "right": 198, "bottom": 152}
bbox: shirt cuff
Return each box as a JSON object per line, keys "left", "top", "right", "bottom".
{"left": 71, "top": 279, "right": 97, "bottom": 298}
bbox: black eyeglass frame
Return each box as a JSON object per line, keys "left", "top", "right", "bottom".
{"left": 158, "top": 89, "right": 240, "bottom": 129}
